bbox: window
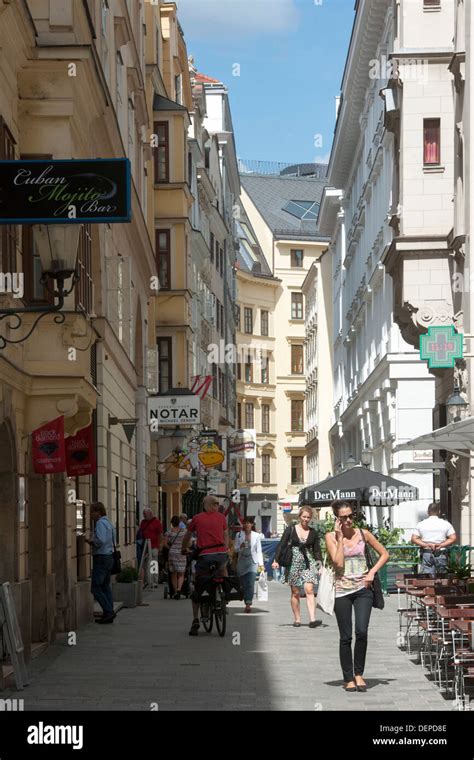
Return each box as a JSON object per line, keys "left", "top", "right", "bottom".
{"left": 291, "top": 249, "right": 304, "bottom": 268}
{"left": 262, "top": 404, "right": 270, "bottom": 434}
{"left": 291, "top": 345, "right": 304, "bottom": 374}
{"left": 76, "top": 225, "right": 93, "bottom": 314}
{"left": 261, "top": 310, "right": 269, "bottom": 336}
{"left": 216, "top": 299, "right": 221, "bottom": 332}
{"left": 115, "top": 475, "right": 120, "bottom": 544}
{"left": 245, "top": 361, "right": 253, "bottom": 383}
{"left": 283, "top": 200, "right": 319, "bottom": 220}
{"left": 424, "top": 119, "right": 441, "bottom": 165}
{"left": 220, "top": 304, "right": 224, "bottom": 337}
{"left": 237, "top": 363, "right": 241, "bottom": 380}
{"left": 245, "top": 402, "right": 254, "bottom": 428}
{"left": 1, "top": 120, "right": 16, "bottom": 274}
{"left": 291, "top": 400, "right": 304, "bottom": 431}
{"left": 262, "top": 455, "right": 270, "bottom": 484}
{"left": 291, "top": 456, "right": 304, "bottom": 484}
{"left": 205, "top": 146, "right": 210, "bottom": 169}
{"left": 22, "top": 226, "right": 53, "bottom": 304}
{"left": 244, "top": 307, "right": 253, "bottom": 334}
{"left": 424, "top": 0, "right": 440, "bottom": 7}
{"left": 124, "top": 479, "right": 129, "bottom": 545}
{"left": 158, "top": 337, "right": 172, "bottom": 393}
{"left": 210, "top": 232, "right": 214, "bottom": 263}
{"left": 188, "top": 152, "right": 193, "bottom": 186}
{"left": 237, "top": 402, "right": 242, "bottom": 428}
{"left": 156, "top": 229, "right": 170, "bottom": 289}
{"left": 175, "top": 73, "right": 183, "bottom": 105}
{"left": 291, "top": 292, "right": 304, "bottom": 320}
{"left": 154, "top": 121, "right": 169, "bottom": 182}
{"left": 236, "top": 306, "right": 241, "bottom": 330}
{"left": 211, "top": 363, "right": 218, "bottom": 398}
{"left": 261, "top": 356, "right": 269, "bottom": 384}
{"left": 246, "top": 459, "right": 255, "bottom": 483}
{"left": 219, "top": 246, "right": 224, "bottom": 277}
{"left": 215, "top": 244, "right": 220, "bottom": 271}
{"left": 128, "top": 98, "right": 136, "bottom": 176}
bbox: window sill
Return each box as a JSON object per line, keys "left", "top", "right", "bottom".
{"left": 423, "top": 6, "right": 441, "bottom": 12}
{"left": 423, "top": 165, "right": 445, "bottom": 174}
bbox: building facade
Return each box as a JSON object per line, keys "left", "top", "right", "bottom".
{"left": 239, "top": 164, "right": 328, "bottom": 532}
{"left": 0, "top": 0, "right": 160, "bottom": 672}
{"left": 319, "top": 0, "right": 439, "bottom": 535}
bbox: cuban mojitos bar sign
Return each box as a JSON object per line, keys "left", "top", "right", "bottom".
{"left": 0, "top": 159, "right": 131, "bottom": 223}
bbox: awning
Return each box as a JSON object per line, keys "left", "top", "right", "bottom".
{"left": 299, "top": 466, "right": 418, "bottom": 507}
{"left": 393, "top": 416, "right": 474, "bottom": 458}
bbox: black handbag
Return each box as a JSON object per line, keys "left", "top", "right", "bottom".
{"left": 276, "top": 527, "right": 294, "bottom": 568}
{"left": 359, "top": 529, "right": 385, "bottom": 610}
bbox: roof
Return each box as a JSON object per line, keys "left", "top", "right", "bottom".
{"left": 153, "top": 94, "right": 187, "bottom": 112}
{"left": 195, "top": 72, "right": 221, "bottom": 84}
{"left": 235, "top": 200, "right": 275, "bottom": 279}
{"left": 241, "top": 174, "right": 328, "bottom": 239}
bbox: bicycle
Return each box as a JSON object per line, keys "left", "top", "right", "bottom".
{"left": 196, "top": 563, "right": 227, "bottom": 637}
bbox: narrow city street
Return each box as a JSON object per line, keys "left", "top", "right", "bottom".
{"left": 7, "top": 583, "right": 451, "bottom": 712}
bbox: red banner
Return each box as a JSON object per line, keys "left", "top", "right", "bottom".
{"left": 32, "top": 416, "right": 66, "bottom": 474}
{"left": 66, "top": 424, "right": 96, "bottom": 477}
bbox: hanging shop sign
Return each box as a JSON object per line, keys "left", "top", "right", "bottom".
{"left": 65, "top": 424, "right": 97, "bottom": 477}
{"left": 420, "top": 325, "right": 463, "bottom": 369}
{"left": 31, "top": 416, "right": 66, "bottom": 474}
{"left": 0, "top": 159, "right": 131, "bottom": 224}
{"left": 148, "top": 394, "right": 201, "bottom": 426}
{"left": 228, "top": 429, "right": 256, "bottom": 459}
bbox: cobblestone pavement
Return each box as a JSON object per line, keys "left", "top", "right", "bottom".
{"left": 3, "top": 582, "right": 454, "bottom": 711}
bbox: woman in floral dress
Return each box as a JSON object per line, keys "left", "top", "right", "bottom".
{"left": 273, "top": 507, "right": 322, "bottom": 627}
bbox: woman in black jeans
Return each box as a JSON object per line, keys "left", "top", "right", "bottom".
{"left": 325, "top": 500, "right": 389, "bottom": 692}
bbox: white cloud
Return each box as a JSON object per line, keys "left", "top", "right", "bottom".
{"left": 175, "top": 0, "right": 300, "bottom": 39}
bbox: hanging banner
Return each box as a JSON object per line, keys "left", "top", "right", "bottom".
{"left": 66, "top": 424, "right": 97, "bottom": 477}
{"left": 32, "top": 416, "right": 66, "bottom": 474}
{"left": 0, "top": 159, "right": 131, "bottom": 224}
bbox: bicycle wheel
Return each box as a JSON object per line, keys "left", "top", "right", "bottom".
{"left": 200, "top": 600, "right": 213, "bottom": 633}
{"left": 215, "top": 589, "right": 227, "bottom": 637}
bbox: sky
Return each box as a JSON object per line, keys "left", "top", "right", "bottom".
{"left": 175, "top": 0, "right": 355, "bottom": 166}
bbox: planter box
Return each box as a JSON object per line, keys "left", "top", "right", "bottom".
{"left": 112, "top": 581, "right": 142, "bottom": 608}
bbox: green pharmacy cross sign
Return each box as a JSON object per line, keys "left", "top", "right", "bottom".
{"left": 420, "top": 325, "right": 463, "bottom": 369}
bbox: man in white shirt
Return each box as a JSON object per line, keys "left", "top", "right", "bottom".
{"left": 411, "top": 502, "right": 457, "bottom": 576}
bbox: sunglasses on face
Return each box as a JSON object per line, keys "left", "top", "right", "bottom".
{"left": 339, "top": 515, "right": 354, "bottom": 521}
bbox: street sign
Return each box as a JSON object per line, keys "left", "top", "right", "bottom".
{"left": 420, "top": 325, "right": 463, "bottom": 369}
{"left": 148, "top": 394, "right": 201, "bottom": 426}
{"left": 0, "top": 159, "right": 131, "bottom": 223}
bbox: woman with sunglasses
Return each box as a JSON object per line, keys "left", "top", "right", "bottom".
{"left": 325, "top": 500, "right": 389, "bottom": 692}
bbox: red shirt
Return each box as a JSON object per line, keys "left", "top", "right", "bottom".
{"left": 188, "top": 512, "right": 227, "bottom": 556}
{"left": 140, "top": 518, "right": 163, "bottom": 549}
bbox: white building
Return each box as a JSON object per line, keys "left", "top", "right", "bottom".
{"left": 318, "top": 0, "right": 447, "bottom": 534}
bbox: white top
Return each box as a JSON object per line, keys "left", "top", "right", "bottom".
{"left": 234, "top": 531, "right": 264, "bottom": 566}
{"left": 413, "top": 516, "right": 455, "bottom": 545}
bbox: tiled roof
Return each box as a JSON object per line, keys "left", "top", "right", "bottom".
{"left": 241, "top": 174, "right": 328, "bottom": 238}
{"left": 195, "top": 72, "right": 221, "bottom": 84}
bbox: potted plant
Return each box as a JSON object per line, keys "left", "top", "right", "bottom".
{"left": 112, "top": 566, "right": 142, "bottom": 608}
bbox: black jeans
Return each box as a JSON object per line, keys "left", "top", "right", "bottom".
{"left": 334, "top": 587, "right": 374, "bottom": 682}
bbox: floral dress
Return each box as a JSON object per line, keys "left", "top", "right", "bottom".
{"left": 287, "top": 532, "right": 320, "bottom": 587}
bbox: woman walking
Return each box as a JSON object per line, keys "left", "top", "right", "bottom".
{"left": 165, "top": 515, "right": 187, "bottom": 599}
{"left": 325, "top": 500, "right": 389, "bottom": 692}
{"left": 234, "top": 517, "right": 264, "bottom": 612}
{"left": 272, "top": 507, "right": 322, "bottom": 627}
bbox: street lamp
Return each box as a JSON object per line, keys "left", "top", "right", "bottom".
{"left": 0, "top": 224, "right": 81, "bottom": 348}
{"left": 361, "top": 444, "right": 373, "bottom": 468}
{"left": 446, "top": 383, "right": 468, "bottom": 424}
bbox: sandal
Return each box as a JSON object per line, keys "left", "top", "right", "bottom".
{"left": 293, "top": 622, "right": 301, "bottom": 627}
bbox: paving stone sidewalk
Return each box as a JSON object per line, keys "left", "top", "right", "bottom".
{"left": 3, "top": 582, "right": 454, "bottom": 711}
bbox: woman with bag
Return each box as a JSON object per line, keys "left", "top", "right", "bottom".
{"left": 164, "top": 515, "right": 187, "bottom": 599}
{"left": 234, "top": 517, "right": 264, "bottom": 612}
{"left": 325, "top": 500, "right": 389, "bottom": 692}
{"left": 272, "top": 507, "right": 322, "bottom": 628}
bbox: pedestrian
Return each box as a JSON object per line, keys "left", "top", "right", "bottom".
{"left": 138, "top": 508, "right": 163, "bottom": 588}
{"left": 164, "top": 515, "right": 187, "bottom": 598}
{"left": 85, "top": 502, "right": 116, "bottom": 625}
{"left": 325, "top": 500, "right": 389, "bottom": 692}
{"left": 179, "top": 512, "right": 188, "bottom": 529}
{"left": 181, "top": 495, "right": 229, "bottom": 636}
{"left": 410, "top": 502, "right": 457, "bottom": 576}
{"left": 272, "top": 506, "right": 322, "bottom": 628}
{"left": 234, "top": 517, "right": 265, "bottom": 612}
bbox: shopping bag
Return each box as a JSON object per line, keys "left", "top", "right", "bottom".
{"left": 255, "top": 571, "right": 268, "bottom": 602}
{"left": 316, "top": 563, "right": 335, "bottom": 615}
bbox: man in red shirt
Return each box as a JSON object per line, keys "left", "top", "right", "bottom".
{"left": 138, "top": 508, "right": 163, "bottom": 587}
{"left": 182, "top": 495, "right": 229, "bottom": 636}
